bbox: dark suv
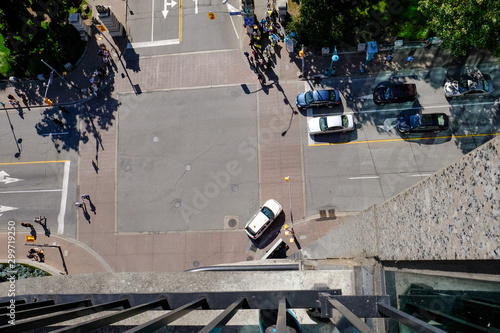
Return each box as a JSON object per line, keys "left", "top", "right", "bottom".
{"left": 373, "top": 83, "right": 417, "bottom": 105}
{"left": 396, "top": 113, "right": 449, "bottom": 134}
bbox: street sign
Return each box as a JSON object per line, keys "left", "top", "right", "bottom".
{"left": 229, "top": 11, "right": 242, "bottom": 15}
{"left": 208, "top": 12, "right": 216, "bottom": 20}
{"left": 26, "top": 235, "right": 35, "bottom": 243}
{"left": 96, "top": 24, "right": 107, "bottom": 32}
{"left": 244, "top": 16, "right": 254, "bottom": 26}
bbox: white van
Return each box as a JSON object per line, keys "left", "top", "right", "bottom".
{"left": 244, "top": 199, "right": 282, "bottom": 239}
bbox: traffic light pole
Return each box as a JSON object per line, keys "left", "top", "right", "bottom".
{"left": 40, "top": 59, "right": 81, "bottom": 93}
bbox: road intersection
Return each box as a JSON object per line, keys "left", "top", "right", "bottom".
{"left": 0, "top": 0, "right": 499, "bottom": 273}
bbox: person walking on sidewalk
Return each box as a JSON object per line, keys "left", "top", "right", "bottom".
{"left": 81, "top": 194, "right": 90, "bottom": 200}
{"left": 406, "top": 55, "right": 413, "bottom": 65}
{"left": 33, "top": 216, "right": 47, "bottom": 228}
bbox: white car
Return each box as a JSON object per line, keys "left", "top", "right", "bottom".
{"left": 444, "top": 67, "right": 494, "bottom": 98}
{"left": 307, "top": 114, "right": 355, "bottom": 135}
{"left": 244, "top": 199, "right": 282, "bottom": 239}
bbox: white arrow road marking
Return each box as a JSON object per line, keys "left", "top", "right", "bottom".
{"left": 0, "top": 205, "right": 18, "bottom": 213}
{"left": 0, "top": 170, "right": 23, "bottom": 184}
{"left": 162, "top": 0, "right": 177, "bottom": 18}
{"left": 193, "top": 0, "right": 198, "bottom": 14}
{"left": 377, "top": 118, "right": 398, "bottom": 131}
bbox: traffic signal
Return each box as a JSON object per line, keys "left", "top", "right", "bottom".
{"left": 45, "top": 98, "right": 53, "bottom": 106}
{"left": 208, "top": 12, "right": 216, "bottom": 20}
{"left": 299, "top": 50, "right": 304, "bottom": 58}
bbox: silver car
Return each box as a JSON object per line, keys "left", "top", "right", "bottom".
{"left": 444, "top": 67, "right": 494, "bottom": 98}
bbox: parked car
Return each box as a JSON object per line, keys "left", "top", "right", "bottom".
{"left": 296, "top": 89, "right": 340, "bottom": 109}
{"left": 396, "top": 113, "right": 449, "bottom": 134}
{"left": 307, "top": 114, "right": 355, "bottom": 135}
{"left": 444, "top": 67, "right": 494, "bottom": 98}
{"left": 244, "top": 199, "right": 282, "bottom": 239}
{"left": 373, "top": 83, "right": 417, "bottom": 105}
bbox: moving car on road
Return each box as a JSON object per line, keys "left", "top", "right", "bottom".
{"left": 244, "top": 199, "right": 282, "bottom": 239}
{"left": 307, "top": 114, "right": 355, "bottom": 135}
{"left": 373, "top": 83, "right": 417, "bottom": 105}
{"left": 296, "top": 89, "right": 340, "bottom": 110}
{"left": 396, "top": 113, "right": 449, "bottom": 134}
{"left": 444, "top": 67, "right": 494, "bottom": 98}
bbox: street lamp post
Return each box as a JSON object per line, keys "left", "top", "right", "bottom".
{"left": 324, "top": 46, "right": 339, "bottom": 77}
{"left": 284, "top": 176, "right": 294, "bottom": 241}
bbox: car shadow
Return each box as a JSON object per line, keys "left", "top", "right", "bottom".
{"left": 309, "top": 126, "right": 359, "bottom": 144}
{"left": 248, "top": 213, "right": 286, "bottom": 249}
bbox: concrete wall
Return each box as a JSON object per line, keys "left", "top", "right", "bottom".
{"left": 295, "top": 136, "right": 500, "bottom": 261}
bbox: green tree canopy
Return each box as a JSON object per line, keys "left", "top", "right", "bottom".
{"left": 418, "top": 0, "right": 500, "bottom": 56}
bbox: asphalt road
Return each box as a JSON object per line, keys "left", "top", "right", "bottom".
{"left": 0, "top": 106, "right": 79, "bottom": 237}
{"left": 116, "top": 86, "right": 259, "bottom": 233}
{"left": 302, "top": 66, "right": 500, "bottom": 215}
{"left": 126, "top": 0, "right": 241, "bottom": 56}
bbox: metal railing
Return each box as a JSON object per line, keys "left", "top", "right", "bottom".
{"left": 0, "top": 290, "right": 451, "bottom": 333}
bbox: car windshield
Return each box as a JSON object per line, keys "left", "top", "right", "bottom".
{"left": 261, "top": 206, "right": 275, "bottom": 220}
{"left": 319, "top": 117, "right": 328, "bottom": 131}
{"left": 384, "top": 87, "right": 392, "bottom": 100}
{"left": 305, "top": 92, "right": 313, "bottom": 105}
{"left": 341, "top": 115, "right": 348, "bottom": 127}
{"left": 329, "top": 91, "right": 336, "bottom": 101}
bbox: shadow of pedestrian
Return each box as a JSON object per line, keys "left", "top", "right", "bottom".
{"left": 30, "top": 227, "right": 37, "bottom": 240}
{"left": 88, "top": 199, "right": 97, "bottom": 215}
{"left": 43, "top": 226, "right": 51, "bottom": 237}
{"left": 83, "top": 206, "right": 91, "bottom": 223}
{"left": 292, "top": 236, "right": 302, "bottom": 250}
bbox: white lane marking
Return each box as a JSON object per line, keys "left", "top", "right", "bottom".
{"left": 0, "top": 205, "right": 17, "bottom": 213}
{"left": 193, "top": 0, "right": 198, "bottom": 14}
{"left": 127, "top": 39, "right": 181, "bottom": 49}
{"left": 227, "top": 3, "right": 239, "bottom": 40}
{"left": 151, "top": 0, "right": 155, "bottom": 42}
{"left": 0, "top": 189, "right": 62, "bottom": 194}
{"left": 57, "top": 161, "right": 70, "bottom": 235}
{"left": 408, "top": 174, "right": 432, "bottom": 177}
{"left": 349, "top": 176, "right": 380, "bottom": 180}
{"left": 0, "top": 171, "right": 23, "bottom": 184}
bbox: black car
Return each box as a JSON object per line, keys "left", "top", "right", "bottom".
{"left": 396, "top": 113, "right": 449, "bottom": 134}
{"left": 373, "top": 83, "right": 417, "bottom": 105}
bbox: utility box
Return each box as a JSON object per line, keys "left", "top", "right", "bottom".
{"left": 277, "top": 0, "right": 287, "bottom": 16}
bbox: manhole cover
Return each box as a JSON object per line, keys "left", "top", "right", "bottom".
{"left": 174, "top": 201, "right": 181, "bottom": 208}
{"left": 152, "top": 136, "right": 159, "bottom": 143}
{"left": 186, "top": 164, "right": 191, "bottom": 171}
{"left": 228, "top": 219, "right": 237, "bottom": 227}
{"left": 232, "top": 185, "right": 239, "bottom": 192}
{"left": 125, "top": 165, "right": 132, "bottom": 172}
{"left": 193, "top": 261, "right": 199, "bottom": 267}
{"left": 246, "top": 256, "right": 254, "bottom": 261}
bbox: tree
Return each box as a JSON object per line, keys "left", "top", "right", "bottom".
{"left": 418, "top": 0, "right": 500, "bottom": 57}
{"left": 292, "top": 0, "right": 348, "bottom": 48}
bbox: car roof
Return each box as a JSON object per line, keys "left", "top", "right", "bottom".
{"left": 314, "top": 90, "right": 333, "bottom": 101}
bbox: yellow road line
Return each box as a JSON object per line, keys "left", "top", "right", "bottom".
{"left": 179, "top": 0, "right": 182, "bottom": 42}
{"left": 309, "top": 132, "right": 500, "bottom": 147}
{"left": 0, "top": 160, "right": 69, "bottom": 166}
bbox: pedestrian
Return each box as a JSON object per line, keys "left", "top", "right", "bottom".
{"left": 75, "top": 202, "right": 84, "bottom": 208}
{"left": 252, "top": 50, "right": 257, "bottom": 58}
{"left": 406, "top": 56, "right": 413, "bottom": 64}
{"left": 34, "top": 216, "right": 47, "bottom": 228}
{"left": 8, "top": 94, "right": 18, "bottom": 104}
{"left": 103, "top": 57, "right": 109, "bottom": 64}
{"left": 266, "top": 57, "right": 273, "bottom": 69}
{"left": 81, "top": 194, "right": 90, "bottom": 200}
{"left": 249, "top": 56, "right": 253, "bottom": 63}
{"left": 27, "top": 248, "right": 38, "bottom": 261}
{"left": 37, "top": 249, "right": 45, "bottom": 263}
{"left": 21, "top": 222, "right": 34, "bottom": 228}
{"left": 103, "top": 49, "right": 110, "bottom": 58}
{"left": 14, "top": 88, "right": 24, "bottom": 97}
{"left": 97, "top": 49, "right": 104, "bottom": 57}
{"left": 386, "top": 53, "right": 392, "bottom": 63}
{"left": 243, "top": 51, "right": 249, "bottom": 59}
